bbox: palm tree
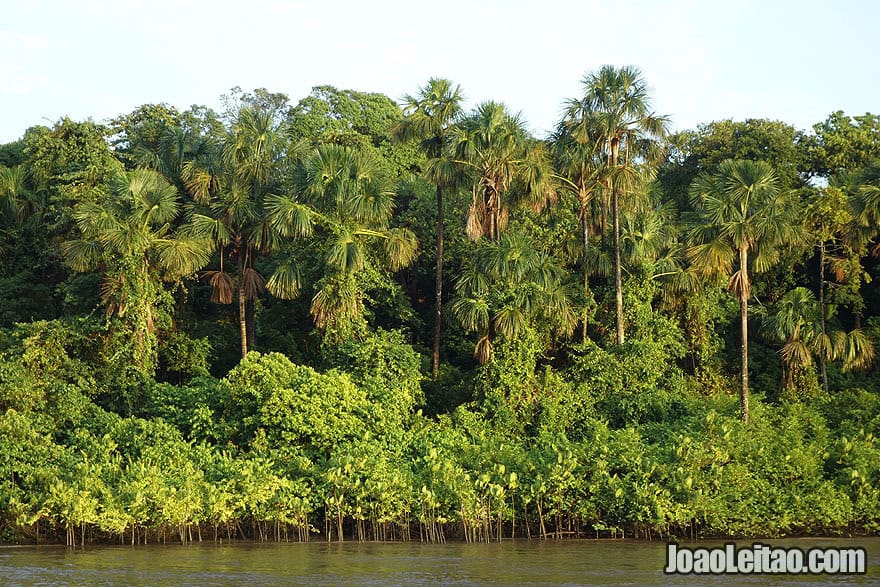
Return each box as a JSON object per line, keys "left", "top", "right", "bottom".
{"left": 0, "top": 165, "right": 32, "bottom": 222}
{"left": 550, "top": 115, "right": 605, "bottom": 341}
{"left": 845, "top": 163, "right": 880, "bottom": 272}
{"left": 687, "top": 159, "right": 802, "bottom": 423}
{"left": 270, "top": 144, "right": 417, "bottom": 340}
{"left": 803, "top": 185, "right": 855, "bottom": 392}
{"left": 393, "top": 78, "right": 464, "bottom": 379}
{"left": 620, "top": 193, "right": 684, "bottom": 279}
{"left": 570, "top": 65, "right": 668, "bottom": 344}
{"left": 765, "top": 287, "right": 874, "bottom": 390}
{"left": 806, "top": 164, "right": 880, "bottom": 341}
{"left": 0, "top": 164, "right": 44, "bottom": 262}
{"left": 453, "top": 102, "right": 554, "bottom": 241}
{"left": 847, "top": 162, "right": 880, "bottom": 247}
{"left": 62, "top": 168, "right": 211, "bottom": 371}
{"left": 185, "top": 104, "right": 293, "bottom": 358}
{"left": 450, "top": 230, "right": 576, "bottom": 363}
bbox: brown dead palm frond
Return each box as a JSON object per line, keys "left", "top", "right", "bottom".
{"left": 203, "top": 270, "right": 234, "bottom": 304}
{"left": 241, "top": 267, "right": 266, "bottom": 300}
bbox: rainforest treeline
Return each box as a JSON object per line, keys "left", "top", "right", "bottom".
{"left": 1, "top": 67, "right": 880, "bottom": 545}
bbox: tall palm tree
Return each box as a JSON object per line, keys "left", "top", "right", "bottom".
{"left": 550, "top": 116, "right": 605, "bottom": 341}
{"left": 62, "top": 168, "right": 211, "bottom": 371}
{"left": 687, "top": 159, "right": 802, "bottom": 423}
{"left": 453, "top": 102, "right": 554, "bottom": 241}
{"left": 185, "top": 105, "right": 293, "bottom": 358}
{"left": 570, "top": 65, "right": 668, "bottom": 344}
{"left": 393, "top": 78, "right": 464, "bottom": 379}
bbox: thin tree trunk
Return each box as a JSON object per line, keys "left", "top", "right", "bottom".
{"left": 238, "top": 255, "right": 247, "bottom": 359}
{"left": 610, "top": 143, "right": 624, "bottom": 345}
{"left": 739, "top": 246, "right": 750, "bottom": 424}
{"left": 581, "top": 210, "right": 590, "bottom": 342}
{"left": 489, "top": 189, "right": 498, "bottom": 241}
{"left": 433, "top": 184, "right": 444, "bottom": 380}
{"left": 246, "top": 298, "right": 256, "bottom": 353}
{"left": 818, "top": 241, "right": 828, "bottom": 393}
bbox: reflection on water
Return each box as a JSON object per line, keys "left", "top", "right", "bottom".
{"left": 0, "top": 538, "right": 877, "bottom": 586}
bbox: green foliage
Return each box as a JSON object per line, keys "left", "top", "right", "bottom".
{"left": 1, "top": 75, "right": 880, "bottom": 545}
{"left": 287, "top": 85, "right": 422, "bottom": 177}
{"left": 23, "top": 118, "right": 123, "bottom": 224}
{"left": 157, "top": 331, "right": 212, "bottom": 383}
{"left": 222, "top": 352, "right": 373, "bottom": 455}
{"left": 107, "top": 103, "right": 182, "bottom": 169}
{"left": 805, "top": 111, "right": 880, "bottom": 178}
{"left": 661, "top": 118, "right": 807, "bottom": 208}
{"left": 323, "top": 329, "right": 423, "bottom": 426}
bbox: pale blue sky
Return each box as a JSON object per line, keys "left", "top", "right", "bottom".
{"left": 1, "top": 0, "right": 877, "bottom": 143}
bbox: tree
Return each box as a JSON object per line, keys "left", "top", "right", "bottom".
{"left": 62, "top": 168, "right": 211, "bottom": 372}
{"left": 107, "top": 103, "right": 182, "bottom": 170}
{"left": 803, "top": 185, "right": 858, "bottom": 391}
{"left": 287, "top": 85, "right": 421, "bottom": 178}
{"left": 765, "top": 287, "right": 874, "bottom": 391}
{"left": 805, "top": 111, "right": 880, "bottom": 178}
{"left": 816, "top": 163, "right": 880, "bottom": 332}
{"left": 185, "top": 103, "right": 295, "bottom": 359}
{"left": 452, "top": 102, "right": 554, "bottom": 242}
{"left": 393, "top": 78, "right": 464, "bottom": 379}
{"left": 109, "top": 104, "right": 224, "bottom": 198}
{"left": 571, "top": 65, "right": 668, "bottom": 344}
{"left": 551, "top": 111, "right": 605, "bottom": 341}
{"left": 0, "top": 139, "right": 25, "bottom": 168}
{"left": 660, "top": 118, "right": 807, "bottom": 208}
{"left": 269, "top": 144, "right": 417, "bottom": 341}
{"left": 22, "top": 118, "right": 123, "bottom": 235}
{"left": 847, "top": 163, "right": 880, "bottom": 257}
{"left": 450, "top": 230, "right": 576, "bottom": 363}
{"left": 687, "top": 159, "right": 802, "bottom": 423}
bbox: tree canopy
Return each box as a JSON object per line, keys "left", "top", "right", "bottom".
{"left": 0, "top": 72, "right": 879, "bottom": 545}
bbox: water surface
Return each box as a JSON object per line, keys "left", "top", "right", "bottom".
{"left": 1, "top": 537, "right": 877, "bottom": 585}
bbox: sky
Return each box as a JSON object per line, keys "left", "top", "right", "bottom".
{"left": 1, "top": 0, "right": 878, "bottom": 143}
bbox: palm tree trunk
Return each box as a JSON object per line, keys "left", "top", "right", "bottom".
{"left": 433, "top": 184, "right": 444, "bottom": 380}
{"left": 612, "top": 189, "right": 624, "bottom": 345}
{"left": 581, "top": 210, "right": 590, "bottom": 342}
{"left": 818, "top": 241, "right": 828, "bottom": 393}
{"left": 739, "top": 246, "right": 750, "bottom": 424}
{"left": 489, "top": 189, "right": 498, "bottom": 241}
{"left": 246, "top": 299, "right": 256, "bottom": 353}
{"left": 238, "top": 255, "right": 248, "bottom": 359}
{"left": 610, "top": 143, "right": 624, "bottom": 345}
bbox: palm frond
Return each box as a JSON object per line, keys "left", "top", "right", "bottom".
{"left": 154, "top": 237, "right": 212, "bottom": 277}
{"left": 266, "top": 261, "right": 302, "bottom": 300}
{"left": 241, "top": 267, "right": 265, "bottom": 300}
{"left": 264, "top": 194, "right": 313, "bottom": 238}
{"left": 203, "top": 270, "right": 234, "bottom": 304}
{"left": 62, "top": 239, "right": 103, "bottom": 272}
{"left": 383, "top": 227, "right": 418, "bottom": 271}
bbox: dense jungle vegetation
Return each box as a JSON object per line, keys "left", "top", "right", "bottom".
{"left": 1, "top": 67, "right": 879, "bottom": 545}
